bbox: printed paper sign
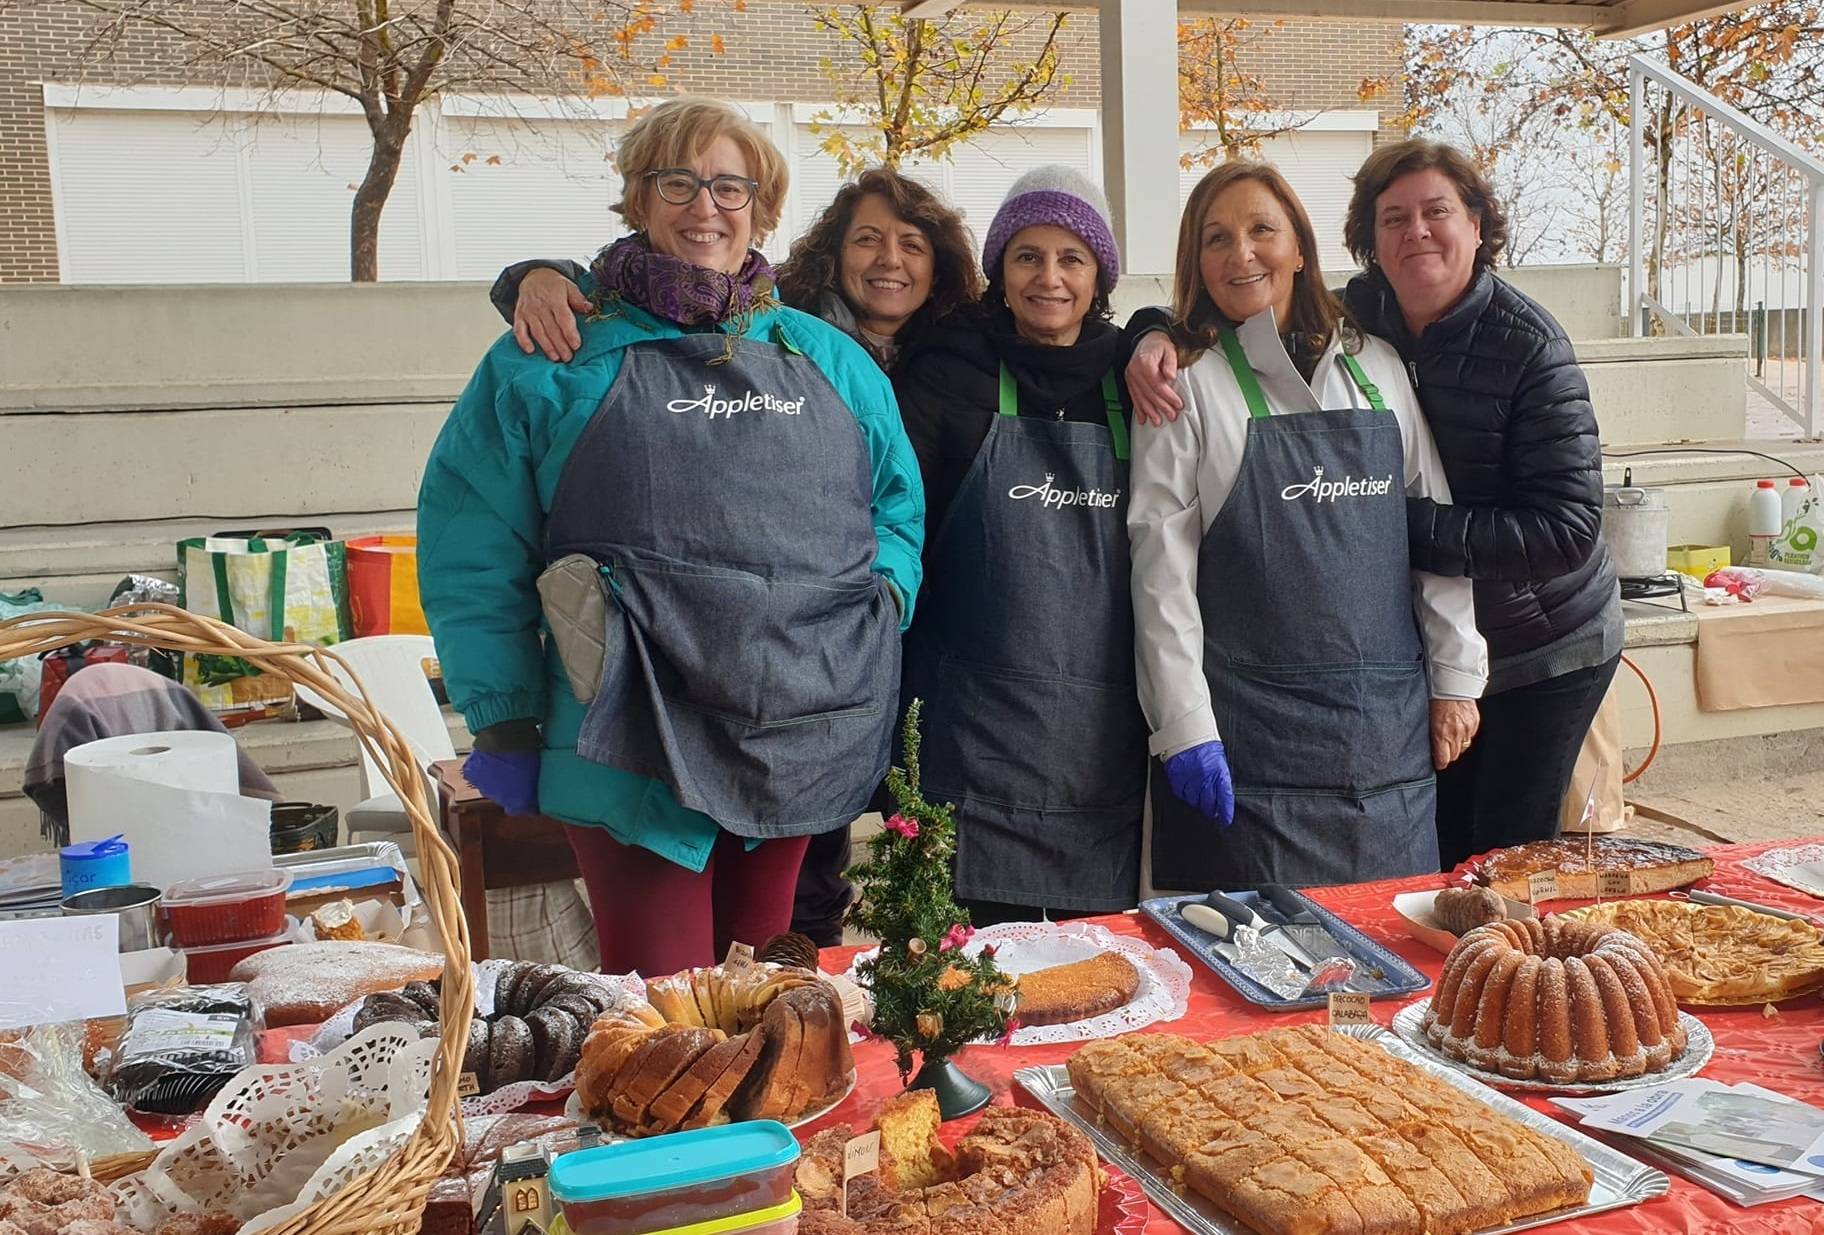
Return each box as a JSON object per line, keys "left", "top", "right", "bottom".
{"left": 0, "top": 915, "right": 126, "bottom": 1030}
{"left": 1527, "top": 871, "right": 1560, "bottom": 903}
{"left": 841, "top": 1131, "right": 882, "bottom": 1217}
{"left": 1327, "top": 991, "right": 1371, "bottom": 1028}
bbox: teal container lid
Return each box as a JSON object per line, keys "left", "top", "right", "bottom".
{"left": 549, "top": 1122, "right": 800, "bottom": 1204}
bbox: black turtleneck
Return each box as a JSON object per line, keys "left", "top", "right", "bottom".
{"left": 891, "top": 303, "right": 1132, "bottom": 564}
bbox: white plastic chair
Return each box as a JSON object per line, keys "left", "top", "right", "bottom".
{"left": 295, "top": 634, "right": 450, "bottom": 852}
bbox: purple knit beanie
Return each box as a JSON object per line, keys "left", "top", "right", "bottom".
{"left": 981, "top": 165, "right": 1121, "bottom": 293}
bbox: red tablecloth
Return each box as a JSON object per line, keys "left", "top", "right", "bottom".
{"left": 252, "top": 837, "right": 1824, "bottom": 1234}
{"left": 793, "top": 838, "right": 1824, "bottom": 1235}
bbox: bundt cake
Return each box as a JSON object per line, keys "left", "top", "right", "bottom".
{"left": 575, "top": 965, "right": 854, "bottom": 1136}
{"left": 1422, "top": 916, "right": 1687, "bottom": 1083}
{"left": 351, "top": 961, "right": 620, "bottom": 1093}
{"left": 796, "top": 1104, "right": 1101, "bottom": 1235}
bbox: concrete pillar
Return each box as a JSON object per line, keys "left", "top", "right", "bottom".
{"left": 1097, "top": 0, "right": 1180, "bottom": 280}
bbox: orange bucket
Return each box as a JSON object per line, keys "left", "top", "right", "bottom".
{"left": 346, "top": 535, "right": 428, "bottom": 636}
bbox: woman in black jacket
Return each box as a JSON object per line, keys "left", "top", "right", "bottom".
{"left": 1126, "top": 140, "right": 1621, "bottom": 869}
{"left": 895, "top": 165, "right": 1146, "bottom": 923}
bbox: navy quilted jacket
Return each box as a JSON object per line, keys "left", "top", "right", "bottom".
{"left": 1343, "top": 267, "right": 1618, "bottom": 661}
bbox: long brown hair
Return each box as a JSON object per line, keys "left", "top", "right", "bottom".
{"left": 775, "top": 167, "right": 983, "bottom": 336}
{"left": 1170, "top": 161, "right": 1355, "bottom": 365}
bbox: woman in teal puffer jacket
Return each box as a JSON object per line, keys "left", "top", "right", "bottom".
{"left": 417, "top": 98, "right": 923, "bottom": 976}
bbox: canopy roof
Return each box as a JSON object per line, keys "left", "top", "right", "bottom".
{"left": 903, "top": 0, "right": 1756, "bottom": 40}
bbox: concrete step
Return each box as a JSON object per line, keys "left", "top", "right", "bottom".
{"left": 7, "top": 403, "right": 446, "bottom": 526}
{"left": 1601, "top": 438, "right": 1824, "bottom": 564}
{"left": 1577, "top": 334, "right": 1748, "bottom": 446}
{"left": 0, "top": 510, "right": 416, "bottom": 609}
{"left": 0, "top": 284, "right": 501, "bottom": 412}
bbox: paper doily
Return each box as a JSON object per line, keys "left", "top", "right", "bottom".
{"left": 845, "top": 920, "right": 1191, "bottom": 1045}
{"left": 1742, "top": 844, "right": 1824, "bottom": 899}
{"left": 289, "top": 959, "right": 644, "bottom": 1116}
{"left": 113, "top": 1023, "right": 439, "bottom": 1232}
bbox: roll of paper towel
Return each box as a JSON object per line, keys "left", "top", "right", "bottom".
{"left": 65, "top": 731, "right": 273, "bottom": 890}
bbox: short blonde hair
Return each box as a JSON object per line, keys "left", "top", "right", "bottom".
{"left": 614, "top": 98, "right": 789, "bottom": 241}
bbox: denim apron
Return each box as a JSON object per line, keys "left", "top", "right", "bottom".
{"left": 1150, "top": 330, "right": 1437, "bottom": 889}
{"left": 905, "top": 365, "right": 1146, "bottom": 911}
{"left": 545, "top": 332, "right": 901, "bottom": 838}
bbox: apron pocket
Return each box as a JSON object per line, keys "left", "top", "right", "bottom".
{"left": 1219, "top": 657, "right": 1430, "bottom": 794}
{"left": 611, "top": 556, "right": 897, "bottom": 729}
{"left": 924, "top": 657, "right": 1148, "bottom": 813}
{"left": 538, "top": 553, "right": 611, "bottom": 704}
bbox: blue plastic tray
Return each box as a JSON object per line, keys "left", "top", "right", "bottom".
{"left": 1140, "top": 889, "right": 1430, "bottom": 1010}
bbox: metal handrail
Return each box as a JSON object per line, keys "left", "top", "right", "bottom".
{"left": 1628, "top": 53, "right": 1823, "bottom": 436}
{"left": 1629, "top": 56, "right": 1824, "bottom": 181}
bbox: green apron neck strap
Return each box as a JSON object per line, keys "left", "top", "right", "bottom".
{"left": 1217, "top": 330, "right": 1272, "bottom": 420}
{"left": 1101, "top": 372, "right": 1129, "bottom": 461}
{"left": 998, "top": 363, "right": 1130, "bottom": 461}
{"left": 1340, "top": 352, "right": 1389, "bottom": 411}
{"left": 997, "top": 363, "right": 1019, "bottom": 418}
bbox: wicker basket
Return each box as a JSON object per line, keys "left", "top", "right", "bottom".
{"left": 0, "top": 604, "right": 470, "bottom": 1235}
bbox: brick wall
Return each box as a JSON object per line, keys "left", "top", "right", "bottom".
{"left": 0, "top": 2, "right": 1404, "bottom": 282}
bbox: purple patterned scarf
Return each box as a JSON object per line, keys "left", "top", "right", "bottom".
{"left": 592, "top": 234, "right": 776, "bottom": 326}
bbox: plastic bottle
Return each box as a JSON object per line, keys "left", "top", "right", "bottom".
{"left": 1748, "top": 478, "right": 1782, "bottom": 565}
{"left": 1785, "top": 476, "right": 1812, "bottom": 529}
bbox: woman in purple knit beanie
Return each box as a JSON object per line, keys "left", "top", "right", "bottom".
{"left": 891, "top": 164, "right": 1148, "bottom": 925}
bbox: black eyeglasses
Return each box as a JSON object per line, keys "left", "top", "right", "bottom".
{"left": 647, "top": 168, "right": 758, "bottom": 210}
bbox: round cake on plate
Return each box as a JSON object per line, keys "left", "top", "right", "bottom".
{"left": 1422, "top": 915, "right": 1687, "bottom": 1083}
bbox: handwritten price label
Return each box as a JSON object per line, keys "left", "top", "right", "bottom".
{"left": 1327, "top": 991, "right": 1371, "bottom": 1028}
{"left": 1527, "top": 871, "right": 1560, "bottom": 904}
{"left": 841, "top": 1131, "right": 881, "bottom": 1217}
{"left": 1598, "top": 870, "right": 1635, "bottom": 898}
{"left": 724, "top": 941, "right": 757, "bottom": 971}
{"left": 456, "top": 1072, "right": 481, "bottom": 1098}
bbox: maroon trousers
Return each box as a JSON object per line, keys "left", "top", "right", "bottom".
{"left": 566, "top": 824, "right": 810, "bottom": 974}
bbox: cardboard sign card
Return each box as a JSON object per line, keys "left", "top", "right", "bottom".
{"left": 1527, "top": 871, "right": 1560, "bottom": 903}
{"left": 725, "top": 941, "right": 757, "bottom": 971}
{"left": 0, "top": 915, "right": 126, "bottom": 1030}
{"left": 841, "top": 1131, "right": 881, "bottom": 1217}
{"left": 1598, "top": 870, "right": 1635, "bottom": 898}
{"left": 1327, "top": 991, "right": 1371, "bottom": 1028}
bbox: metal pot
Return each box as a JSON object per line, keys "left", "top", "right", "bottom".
{"left": 1602, "top": 471, "right": 1670, "bottom": 580}
{"left": 61, "top": 882, "right": 166, "bottom": 952}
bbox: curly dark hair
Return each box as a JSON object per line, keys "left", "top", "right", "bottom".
{"left": 775, "top": 167, "right": 983, "bottom": 337}
{"left": 1344, "top": 139, "right": 1509, "bottom": 275}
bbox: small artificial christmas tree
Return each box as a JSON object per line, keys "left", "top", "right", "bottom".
{"left": 848, "top": 700, "right": 1013, "bottom": 1113}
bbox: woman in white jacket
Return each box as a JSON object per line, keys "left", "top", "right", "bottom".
{"left": 1129, "top": 160, "right": 1487, "bottom": 889}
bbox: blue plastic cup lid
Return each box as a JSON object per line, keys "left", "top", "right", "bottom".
{"left": 61, "top": 835, "right": 128, "bottom": 862}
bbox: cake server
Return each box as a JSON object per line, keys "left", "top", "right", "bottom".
{"left": 1178, "top": 897, "right": 1355, "bottom": 998}
{"left": 1673, "top": 889, "right": 1824, "bottom": 927}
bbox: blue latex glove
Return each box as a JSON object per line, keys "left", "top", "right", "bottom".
{"left": 463, "top": 749, "right": 541, "bottom": 816}
{"left": 1164, "top": 741, "right": 1235, "bottom": 826}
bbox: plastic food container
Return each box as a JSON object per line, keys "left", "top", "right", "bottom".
{"left": 551, "top": 1195, "right": 800, "bottom": 1235}
{"left": 162, "top": 869, "right": 292, "bottom": 946}
{"left": 181, "top": 928, "right": 292, "bottom": 985}
{"left": 549, "top": 1122, "right": 800, "bottom": 1235}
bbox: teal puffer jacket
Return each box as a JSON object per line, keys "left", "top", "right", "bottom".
{"left": 417, "top": 298, "right": 924, "bottom": 872}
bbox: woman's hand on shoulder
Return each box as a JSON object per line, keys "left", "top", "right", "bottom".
{"left": 514, "top": 268, "right": 593, "bottom": 362}
{"left": 1126, "top": 330, "right": 1183, "bottom": 427}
